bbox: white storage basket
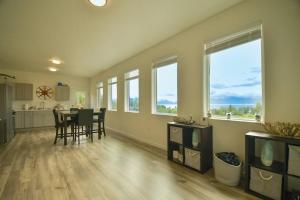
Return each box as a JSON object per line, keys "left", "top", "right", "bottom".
{"left": 170, "top": 126, "right": 183, "bottom": 144}
{"left": 250, "top": 167, "right": 282, "bottom": 200}
{"left": 214, "top": 154, "right": 241, "bottom": 186}
{"left": 184, "top": 148, "right": 201, "bottom": 170}
{"left": 288, "top": 145, "right": 300, "bottom": 177}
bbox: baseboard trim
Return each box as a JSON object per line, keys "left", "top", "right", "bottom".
{"left": 106, "top": 127, "right": 167, "bottom": 151}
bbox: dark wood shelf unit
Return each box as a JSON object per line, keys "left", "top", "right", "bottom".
{"left": 167, "top": 122, "right": 213, "bottom": 174}
{"left": 251, "top": 157, "right": 284, "bottom": 174}
{"left": 245, "top": 131, "right": 300, "bottom": 200}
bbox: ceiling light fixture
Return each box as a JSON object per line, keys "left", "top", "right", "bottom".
{"left": 50, "top": 58, "right": 62, "bottom": 65}
{"left": 88, "top": 0, "right": 107, "bottom": 7}
{"left": 48, "top": 67, "right": 58, "bottom": 72}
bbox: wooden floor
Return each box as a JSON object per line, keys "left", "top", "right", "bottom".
{"left": 0, "top": 129, "right": 259, "bottom": 200}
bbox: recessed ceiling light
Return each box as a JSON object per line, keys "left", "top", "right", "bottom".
{"left": 50, "top": 58, "right": 62, "bottom": 65}
{"left": 48, "top": 67, "right": 58, "bottom": 72}
{"left": 89, "top": 0, "right": 107, "bottom": 7}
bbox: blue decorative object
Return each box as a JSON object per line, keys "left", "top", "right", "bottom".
{"left": 261, "top": 140, "right": 274, "bottom": 166}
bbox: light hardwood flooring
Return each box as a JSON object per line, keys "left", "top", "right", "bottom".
{"left": 0, "top": 129, "right": 259, "bottom": 200}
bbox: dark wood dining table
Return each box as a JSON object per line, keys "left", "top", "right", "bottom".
{"left": 59, "top": 110, "right": 102, "bottom": 145}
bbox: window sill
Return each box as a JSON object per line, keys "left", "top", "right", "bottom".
{"left": 152, "top": 112, "right": 177, "bottom": 117}
{"left": 209, "top": 117, "right": 263, "bottom": 124}
{"left": 125, "top": 111, "right": 139, "bottom": 114}
{"left": 108, "top": 109, "right": 117, "bottom": 112}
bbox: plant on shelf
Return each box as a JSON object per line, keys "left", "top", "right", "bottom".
{"left": 262, "top": 122, "right": 300, "bottom": 137}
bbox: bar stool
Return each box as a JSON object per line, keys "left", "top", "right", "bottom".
{"left": 74, "top": 109, "right": 94, "bottom": 144}
{"left": 52, "top": 109, "right": 74, "bottom": 144}
{"left": 93, "top": 108, "right": 106, "bottom": 139}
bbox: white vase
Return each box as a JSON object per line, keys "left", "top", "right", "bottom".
{"left": 192, "top": 130, "right": 199, "bottom": 148}
{"left": 261, "top": 140, "right": 274, "bottom": 167}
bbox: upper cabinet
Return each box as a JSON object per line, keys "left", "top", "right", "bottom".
{"left": 55, "top": 85, "right": 70, "bottom": 101}
{"left": 15, "top": 83, "right": 33, "bottom": 100}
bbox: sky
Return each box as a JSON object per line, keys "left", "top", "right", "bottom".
{"left": 156, "top": 63, "right": 177, "bottom": 103}
{"left": 210, "top": 39, "right": 262, "bottom": 105}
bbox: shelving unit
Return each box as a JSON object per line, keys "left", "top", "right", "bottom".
{"left": 245, "top": 131, "right": 300, "bottom": 200}
{"left": 167, "top": 122, "right": 213, "bottom": 173}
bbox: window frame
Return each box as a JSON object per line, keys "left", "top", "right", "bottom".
{"left": 152, "top": 57, "right": 178, "bottom": 116}
{"left": 204, "top": 25, "right": 265, "bottom": 122}
{"left": 124, "top": 69, "right": 140, "bottom": 113}
{"left": 108, "top": 77, "right": 118, "bottom": 111}
{"left": 96, "top": 82, "right": 104, "bottom": 109}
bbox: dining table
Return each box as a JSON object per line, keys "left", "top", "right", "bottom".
{"left": 59, "top": 110, "right": 103, "bottom": 145}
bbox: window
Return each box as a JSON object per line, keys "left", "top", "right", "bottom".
{"left": 108, "top": 77, "right": 117, "bottom": 111}
{"left": 124, "top": 69, "right": 139, "bottom": 112}
{"left": 96, "top": 82, "right": 104, "bottom": 108}
{"left": 152, "top": 58, "right": 178, "bottom": 115}
{"left": 205, "top": 26, "right": 263, "bottom": 121}
{"left": 76, "top": 91, "right": 86, "bottom": 107}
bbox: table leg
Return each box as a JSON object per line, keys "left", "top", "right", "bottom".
{"left": 64, "top": 116, "right": 67, "bottom": 145}
{"left": 98, "top": 117, "right": 101, "bottom": 139}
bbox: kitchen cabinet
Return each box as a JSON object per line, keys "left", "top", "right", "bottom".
{"left": 55, "top": 86, "right": 70, "bottom": 101}
{"left": 24, "top": 111, "right": 33, "bottom": 128}
{"left": 15, "top": 110, "right": 54, "bottom": 129}
{"left": 15, "top": 111, "right": 25, "bottom": 129}
{"left": 15, "top": 83, "right": 33, "bottom": 100}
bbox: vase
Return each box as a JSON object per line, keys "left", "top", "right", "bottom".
{"left": 192, "top": 130, "right": 199, "bottom": 148}
{"left": 261, "top": 140, "right": 274, "bottom": 167}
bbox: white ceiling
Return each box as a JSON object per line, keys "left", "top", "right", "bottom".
{"left": 0, "top": 0, "right": 242, "bottom": 77}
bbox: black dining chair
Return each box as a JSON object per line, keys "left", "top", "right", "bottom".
{"left": 93, "top": 108, "right": 106, "bottom": 139}
{"left": 74, "top": 109, "right": 94, "bottom": 144}
{"left": 52, "top": 109, "right": 74, "bottom": 144}
{"left": 70, "top": 108, "right": 79, "bottom": 133}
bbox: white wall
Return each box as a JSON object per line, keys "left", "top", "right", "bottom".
{"left": 90, "top": 0, "right": 300, "bottom": 161}
{"left": 0, "top": 69, "right": 90, "bottom": 110}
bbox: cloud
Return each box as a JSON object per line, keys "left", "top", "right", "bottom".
{"left": 164, "top": 93, "right": 175, "bottom": 97}
{"left": 211, "top": 80, "right": 261, "bottom": 89}
{"left": 250, "top": 67, "right": 261, "bottom": 74}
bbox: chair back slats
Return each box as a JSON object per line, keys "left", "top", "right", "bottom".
{"left": 99, "top": 108, "right": 106, "bottom": 121}
{"left": 77, "top": 109, "right": 94, "bottom": 126}
{"left": 52, "top": 109, "right": 60, "bottom": 127}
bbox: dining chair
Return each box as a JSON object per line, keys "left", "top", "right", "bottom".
{"left": 93, "top": 108, "right": 106, "bottom": 139}
{"left": 52, "top": 109, "right": 74, "bottom": 144}
{"left": 70, "top": 108, "right": 79, "bottom": 133}
{"left": 74, "top": 109, "right": 94, "bottom": 144}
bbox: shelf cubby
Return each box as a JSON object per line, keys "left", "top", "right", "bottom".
{"left": 167, "top": 122, "right": 212, "bottom": 174}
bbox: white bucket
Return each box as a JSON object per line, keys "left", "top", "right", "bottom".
{"left": 214, "top": 154, "right": 242, "bottom": 186}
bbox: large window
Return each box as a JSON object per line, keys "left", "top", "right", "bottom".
{"left": 108, "top": 77, "right": 117, "bottom": 111}
{"left": 124, "top": 69, "right": 139, "bottom": 112}
{"left": 152, "top": 58, "right": 178, "bottom": 115}
{"left": 205, "top": 26, "right": 263, "bottom": 121}
{"left": 76, "top": 91, "right": 86, "bottom": 107}
{"left": 96, "top": 82, "right": 104, "bottom": 108}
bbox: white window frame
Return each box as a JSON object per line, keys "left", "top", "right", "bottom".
{"left": 152, "top": 56, "right": 178, "bottom": 116}
{"left": 96, "top": 82, "right": 104, "bottom": 109}
{"left": 108, "top": 77, "right": 118, "bottom": 111}
{"left": 124, "top": 69, "right": 140, "bottom": 113}
{"left": 204, "top": 25, "right": 265, "bottom": 122}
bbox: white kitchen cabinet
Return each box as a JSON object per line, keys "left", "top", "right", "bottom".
{"left": 15, "top": 110, "right": 54, "bottom": 129}
{"left": 15, "top": 111, "right": 25, "bottom": 129}
{"left": 55, "top": 86, "right": 70, "bottom": 101}
{"left": 15, "top": 83, "right": 33, "bottom": 100}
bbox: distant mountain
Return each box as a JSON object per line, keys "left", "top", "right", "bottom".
{"left": 157, "top": 99, "right": 176, "bottom": 104}
{"left": 211, "top": 96, "right": 260, "bottom": 104}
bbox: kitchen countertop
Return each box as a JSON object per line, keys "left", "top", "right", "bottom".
{"left": 14, "top": 109, "right": 52, "bottom": 112}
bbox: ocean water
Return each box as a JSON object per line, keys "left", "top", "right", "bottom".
{"left": 211, "top": 104, "right": 255, "bottom": 109}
